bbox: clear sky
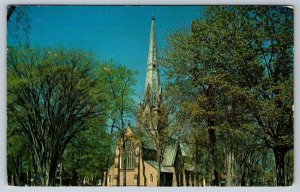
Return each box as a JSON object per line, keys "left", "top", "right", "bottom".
{"left": 7, "top": 5, "right": 204, "bottom": 98}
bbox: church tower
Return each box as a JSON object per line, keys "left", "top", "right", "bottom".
{"left": 138, "top": 16, "right": 163, "bottom": 134}
{"left": 107, "top": 16, "right": 192, "bottom": 187}
{"left": 144, "top": 16, "right": 162, "bottom": 107}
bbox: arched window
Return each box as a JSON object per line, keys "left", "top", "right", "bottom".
{"left": 150, "top": 174, "right": 154, "bottom": 182}
{"left": 126, "top": 140, "right": 135, "bottom": 169}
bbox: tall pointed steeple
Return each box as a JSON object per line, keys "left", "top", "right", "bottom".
{"left": 144, "top": 16, "right": 160, "bottom": 106}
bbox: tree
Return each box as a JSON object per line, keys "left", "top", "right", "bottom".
{"left": 162, "top": 24, "right": 227, "bottom": 186}
{"left": 162, "top": 5, "right": 293, "bottom": 186}
{"left": 7, "top": 5, "right": 31, "bottom": 47}
{"left": 96, "top": 62, "right": 137, "bottom": 186}
{"left": 190, "top": 7, "right": 269, "bottom": 186}
{"left": 7, "top": 5, "right": 16, "bottom": 21}
{"left": 7, "top": 47, "right": 104, "bottom": 186}
{"left": 243, "top": 6, "right": 294, "bottom": 186}
{"left": 62, "top": 117, "right": 112, "bottom": 186}
{"left": 136, "top": 90, "right": 181, "bottom": 186}
{"left": 7, "top": 127, "right": 30, "bottom": 186}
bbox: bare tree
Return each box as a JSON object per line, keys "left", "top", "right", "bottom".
{"left": 7, "top": 5, "right": 30, "bottom": 47}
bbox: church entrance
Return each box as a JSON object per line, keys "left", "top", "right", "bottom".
{"left": 161, "top": 173, "right": 173, "bottom": 186}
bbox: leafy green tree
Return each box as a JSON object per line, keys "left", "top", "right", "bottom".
{"left": 7, "top": 128, "right": 30, "bottom": 186}
{"left": 96, "top": 62, "right": 137, "bottom": 186}
{"left": 62, "top": 117, "right": 112, "bottom": 186}
{"left": 192, "top": 7, "right": 270, "bottom": 186}
{"left": 7, "top": 47, "right": 104, "bottom": 186}
{"left": 162, "top": 23, "right": 228, "bottom": 186}
{"left": 162, "top": 5, "right": 293, "bottom": 186}
{"left": 243, "top": 6, "right": 293, "bottom": 186}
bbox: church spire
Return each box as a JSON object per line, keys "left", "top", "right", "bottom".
{"left": 147, "top": 16, "right": 157, "bottom": 67}
{"left": 144, "top": 16, "right": 160, "bottom": 105}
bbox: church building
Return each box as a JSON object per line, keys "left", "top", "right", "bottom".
{"left": 106, "top": 17, "right": 197, "bottom": 187}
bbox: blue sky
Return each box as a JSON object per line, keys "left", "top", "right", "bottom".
{"left": 7, "top": 5, "right": 204, "bottom": 98}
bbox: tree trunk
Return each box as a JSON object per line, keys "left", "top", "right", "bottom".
{"left": 157, "top": 157, "right": 161, "bottom": 186}
{"left": 32, "top": 147, "right": 62, "bottom": 186}
{"left": 195, "top": 173, "right": 199, "bottom": 186}
{"left": 194, "top": 142, "right": 200, "bottom": 186}
{"left": 104, "top": 122, "right": 115, "bottom": 186}
{"left": 157, "top": 146, "right": 163, "bottom": 186}
{"left": 11, "top": 174, "right": 14, "bottom": 186}
{"left": 71, "top": 167, "right": 77, "bottom": 186}
{"left": 140, "top": 136, "right": 147, "bottom": 186}
{"left": 142, "top": 155, "right": 147, "bottom": 186}
{"left": 122, "top": 135, "right": 127, "bottom": 186}
{"left": 104, "top": 163, "right": 108, "bottom": 186}
{"left": 32, "top": 154, "right": 50, "bottom": 186}
{"left": 241, "top": 172, "right": 246, "bottom": 186}
{"left": 117, "top": 146, "right": 121, "bottom": 186}
{"left": 208, "top": 127, "right": 218, "bottom": 186}
{"left": 273, "top": 147, "right": 287, "bottom": 186}
{"left": 37, "top": 165, "right": 49, "bottom": 186}
{"left": 137, "top": 147, "right": 140, "bottom": 186}
{"left": 77, "top": 171, "right": 82, "bottom": 185}
{"left": 12, "top": 155, "right": 21, "bottom": 186}
{"left": 226, "top": 151, "right": 234, "bottom": 186}
{"left": 28, "top": 164, "right": 32, "bottom": 186}
{"left": 13, "top": 174, "right": 20, "bottom": 186}
{"left": 59, "top": 162, "right": 63, "bottom": 186}
{"left": 48, "top": 158, "right": 59, "bottom": 186}
{"left": 120, "top": 115, "right": 127, "bottom": 186}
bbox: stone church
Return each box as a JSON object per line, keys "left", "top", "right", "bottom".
{"left": 106, "top": 17, "right": 197, "bottom": 187}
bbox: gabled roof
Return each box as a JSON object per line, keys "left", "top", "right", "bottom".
{"left": 162, "top": 144, "right": 177, "bottom": 166}
{"left": 142, "top": 137, "right": 157, "bottom": 150}
{"left": 129, "top": 126, "right": 192, "bottom": 166}
{"left": 180, "top": 142, "right": 192, "bottom": 158}
{"left": 162, "top": 141, "right": 193, "bottom": 166}
{"left": 145, "top": 160, "right": 173, "bottom": 173}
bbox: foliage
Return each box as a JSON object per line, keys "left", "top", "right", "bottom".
{"left": 96, "top": 62, "right": 137, "bottom": 129}
{"left": 162, "top": 6, "right": 293, "bottom": 186}
{"left": 7, "top": 47, "right": 105, "bottom": 186}
{"left": 62, "top": 117, "right": 113, "bottom": 186}
{"left": 96, "top": 62, "right": 137, "bottom": 186}
{"left": 6, "top": 5, "right": 293, "bottom": 187}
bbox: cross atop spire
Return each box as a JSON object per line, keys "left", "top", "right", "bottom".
{"left": 144, "top": 16, "right": 160, "bottom": 106}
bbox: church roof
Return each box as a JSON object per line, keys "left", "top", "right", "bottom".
{"left": 130, "top": 126, "right": 192, "bottom": 166}
{"left": 142, "top": 136, "right": 157, "bottom": 150}
{"left": 145, "top": 160, "right": 173, "bottom": 173}
{"left": 180, "top": 142, "right": 192, "bottom": 158}
{"left": 162, "top": 144, "right": 177, "bottom": 166}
